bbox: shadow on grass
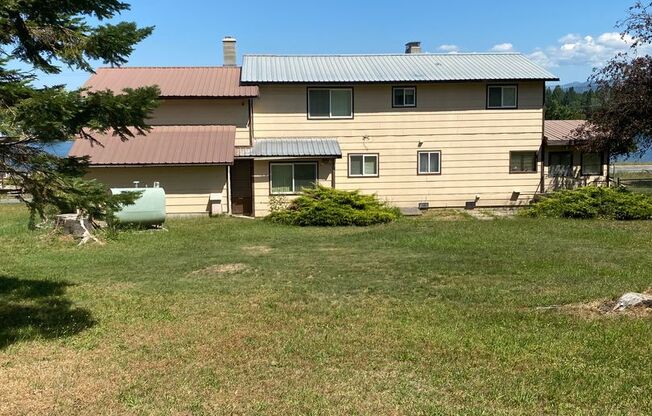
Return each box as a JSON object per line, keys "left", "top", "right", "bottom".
{"left": 0, "top": 275, "right": 94, "bottom": 349}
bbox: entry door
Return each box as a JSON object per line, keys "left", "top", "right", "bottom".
{"left": 231, "top": 160, "right": 253, "bottom": 216}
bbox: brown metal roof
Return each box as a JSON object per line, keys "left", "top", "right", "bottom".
{"left": 544, "top": 120, "right": 587, "bottom": 145}
{"left": 84, "top": 67, "right": 258, "bottom": 98}
{"left": 69, "top": 125, "right": 235, "bottom": 165}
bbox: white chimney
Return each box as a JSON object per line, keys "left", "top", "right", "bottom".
{"left": 405, "top": 41, "right": 422, "bottom": 54}
{"left": 223, "top": 36, "right": 236, "bottom": 66}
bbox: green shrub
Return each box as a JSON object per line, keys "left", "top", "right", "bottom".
{"left": 521, "top": 186, "right": 652, "bottom": 220}
{"left": 266, "top": 185, "right": 401, "bottom": 226}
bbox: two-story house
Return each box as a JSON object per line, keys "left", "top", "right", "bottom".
{"left": 70, "top": 38, "right": 609, "bottom": 217}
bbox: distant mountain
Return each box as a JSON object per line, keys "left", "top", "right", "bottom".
{"left": 561, "top": 81, "right": 592, "bottom": 93}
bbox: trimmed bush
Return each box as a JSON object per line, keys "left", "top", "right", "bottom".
{"left": 521, "top": 186, "right": 652, "bottom": 220}
{"left": 266, "top": 186, "right": 401, "bottom": 226}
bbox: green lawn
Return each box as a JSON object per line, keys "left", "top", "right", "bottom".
{"left": 1, "top": 205, "right": 651, "bottom": 415}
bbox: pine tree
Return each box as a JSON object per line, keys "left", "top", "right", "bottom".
{"left": 0, "top": 1, "right": 160, "bottom": 228}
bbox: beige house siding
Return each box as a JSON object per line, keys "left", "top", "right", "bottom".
{"left": 252, "top": 159, "right": 334, "bottom": 216}
{"left": 150, "top": 99, "right": 251, "bottom": 146}
{"left": 251, "top": 82, "right": 545, "bottom": 213}
{"left": 544, "top": 147, "right": 608, "bottom": 191}
{"left": 87, "top": 166, "right": 227, "bottom": 215}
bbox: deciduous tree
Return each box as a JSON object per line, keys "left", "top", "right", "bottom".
{"left": 576, "top": 1, "right": 652, "bottom": 157}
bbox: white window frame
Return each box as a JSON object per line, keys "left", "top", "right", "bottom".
{"left": 270, "top": 162, "right": 318, "bottom": 195}
{"left": 581, "top": 152, "right": 603, "bottom": 176}
{"left": 417, "top": 151, "right": 441, "bottom": 175}
{"left": 487, "top": 85, "right": 518, "bottom": 109}
{"left": 392, "top": 87, "right": 417, "bottom": 108}
{"left": 348, "top": 154, "right": 379, "bottom": 177}
{"left": 307, "top": 88, "right": 353, "bottom": 119}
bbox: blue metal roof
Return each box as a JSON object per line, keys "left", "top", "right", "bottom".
{"left": 241, "top": 53, "right": 558, "bottom": 83}
{"left": 235, "top": 138, "right": 341, "bottom": 158}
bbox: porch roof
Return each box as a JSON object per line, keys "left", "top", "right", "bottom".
{"left": 235, "top": 138, "right": 342, "bottom": 158}
{"left": 544, "top": 120, "right": 587, "bottom": 146}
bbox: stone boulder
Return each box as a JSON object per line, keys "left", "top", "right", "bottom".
{"left": 613, "top": 292, "right": 652, "bottom": 311}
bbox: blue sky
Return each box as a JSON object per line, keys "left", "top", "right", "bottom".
{"left": 34, "top": 0, "right": 638, "bottom": 89}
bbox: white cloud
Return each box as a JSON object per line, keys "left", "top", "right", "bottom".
{"left": 437, "top": 44, "right": 459, "bottom": 53}
{"left": 528, "top": 31, "right": 643, "bottom": 69}
{"left": 491, "top": 43, "right": 514, "bottom": 52}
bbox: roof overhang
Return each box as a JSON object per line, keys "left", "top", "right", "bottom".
{"left": 544, "top": 120, "right": 588, "bottom": 147}
{"left": 235, "top": 138, "right": 342, "bottom": 159}
{"left": 69, "top": 125, "right": 236, "bottom": 166}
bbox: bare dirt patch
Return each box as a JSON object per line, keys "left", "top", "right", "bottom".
{"left": 421, "top": 209, "right": 470, "bottom": 221}
{"left": 187, "top": 263, "right": 249, "bottom": 277}
{"left": 537, "top": 291, "right": 652, "bottom": 319}
{"left": 242, "top": 245, "right": 272, "bottom": 255}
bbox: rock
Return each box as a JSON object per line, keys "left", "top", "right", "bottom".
{"left": 613, "top": 292, "right": 652, "bottom": 311}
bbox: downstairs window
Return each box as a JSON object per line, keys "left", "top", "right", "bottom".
{"left": 548, "top": 151, "right": 573, "bottom": 176}
{"left": 510, "top": 151, "right": 537, "bottom": 173}
{"left": 270, "top": 163, "right": 317, "bottom": 194}
{"left": 581, "top": 153, "right": 602, "bottom": 176}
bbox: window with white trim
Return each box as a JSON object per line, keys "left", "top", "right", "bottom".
{"left": 581, "top": 153, "right": 602, "bottom": 176}
{"left": 487, "top": 85, "right": 518, "bottom": 109}
{"left": 418, "top": 151, "right": 441, "bottom": 174}
{"left": 348, "top": 154, "right": 378, "bottom": 177}
{"left": 393, "top": 87, "right": 416, "bottom": 107}
{"left": 308, "top": 88, "right": 353, "bottom": 119}
{"left": 270, "top": 162, "right": 317, "bottom": 194}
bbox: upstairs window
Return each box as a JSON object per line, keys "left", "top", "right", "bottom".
{"left": 510, "top": 151, "right": 537, "bottom": 173}
{"left": 308, "top": 88, "right": 353, "bottom": 119}
{"left": 349, "top": 154, "right": 378, "bottom": 177}
{"left": 581, "top": 153, "right": 602, "bottom": 176}
{"left": 548, "top": 151, "right": 573, "bottom": 176}
{"left": 487, "top": 85, "right": 518, "bottom": 109}
{"left": 393, "top": 87, "right": 416, "bottom": 107}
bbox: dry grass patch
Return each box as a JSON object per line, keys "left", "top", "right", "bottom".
{"left": 538, "top": 290, "right": 652, "bottom": 319}
{"left": 421, "top": 209, "right": 470, "bottom": 221}
{"left": 187, "top": 263, "right": 249, "bottom": 277}
{"left": 242, "top": 245, "right": 272, "bottom": 255}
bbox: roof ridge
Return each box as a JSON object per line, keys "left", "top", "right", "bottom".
{"left": 95, "top": 66, "right": 240, "bottom": 69}
{"left": 243, "top": 52, "right": 523, "bottom": 57}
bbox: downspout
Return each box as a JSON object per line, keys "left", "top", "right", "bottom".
{"left": 248, "top": 98, "right": 254, "bottom": 147}
{"left": 540, "top": 83, "right": 546, "bottom": 195}
{"left": 605, "top": 151, "right": 611, "bottom": 186}
{"left": 540, "top": 138, "right": 546, "bottom": 194}
{"left": 227, "top": 164, "right": 232, "bottom": 214}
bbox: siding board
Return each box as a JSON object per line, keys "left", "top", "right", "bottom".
{"left": 252, "top": 81, "right": 545, "bottom": 215}
{"left": 87, "top": 166, "right": 227, "bottom": 215}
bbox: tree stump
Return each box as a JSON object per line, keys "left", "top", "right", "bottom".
{"left": 55, "top": 214, "right": 93, "bottom": 238}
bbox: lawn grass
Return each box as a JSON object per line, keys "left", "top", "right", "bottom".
{"left": 1, "top": 205, "right": 652, "bottom": 415}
